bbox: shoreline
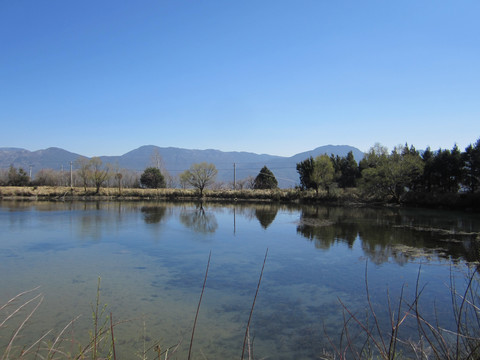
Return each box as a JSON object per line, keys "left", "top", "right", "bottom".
{"left": 0, "top": 186, "right": 356, "bottom": 203}
{"left": 0, "top": 186, "right": 479, "bottom": 211}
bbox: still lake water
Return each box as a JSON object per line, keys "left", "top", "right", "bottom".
{"left": 1, "top": 200, "right": 479, "bottom": 359}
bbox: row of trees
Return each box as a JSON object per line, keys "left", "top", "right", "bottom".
{"left": 139, "top": 163, "right": 280, "bottom": 194}
{"left": 139, "top": 163, "right": 219, "bottom": 196}
{"left": 296, "top": 138, "right": 480, "bottom": 202}
{"left": 2, "top": 138, "right": 479, "bottom": 201}
{"left": 0, "top": 158, "right": 141, "bottom": 191}
{"left": 0, "top": 166, "right": 30, "bottom": 186}
{"left": 1, "top": 160, "right": 242, "bottom": 194}
{"left": 1, "top": 142, "right": 282, "bottom": 193}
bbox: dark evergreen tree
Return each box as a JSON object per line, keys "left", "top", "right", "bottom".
{"left": 449, "top": 144, "right": 463, "bottom": 192}
{"left": 424, "top": 145, "right": 463, "bottom": 193}
{"left": 401, "top": 143, "right": 420, "bottom": 157}
{"left": 296, "top": 157, "right": 315, "bottom": 190}
{"left": 337, "top": 151, "right": 360, "bottom": 188}
{"left": 330, "top": 154, "right": 342, "bottom": 175}
{"left": 432, "top": 145, "right": 463, "bottom": 192}
{"left": 140, "top": 167, "right": 166, "bottom": 189}
{"left": 7, "top": 165, "right": 30, "bottom": 186}
{"left": 420, "top": 147, "right": 435, "bottom": 191}
{"left": 330, "top": 154, "right": 343, "bottom": 187}
{"left": 462, "top": 138, "right": 480, "bottom": 193}
{"left": 254, "top": 166, "right": 278, "bottom": 189}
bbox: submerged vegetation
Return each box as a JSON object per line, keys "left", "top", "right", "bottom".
{"left": 0, "top": 251, "right": 269, "bottom": 360}
{"left": 2, "top": 263, "right": 479, "bottom": 359}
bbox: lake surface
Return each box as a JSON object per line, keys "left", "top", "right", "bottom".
{"left": 1, "top": 200, "right": 479, "bottom": 359}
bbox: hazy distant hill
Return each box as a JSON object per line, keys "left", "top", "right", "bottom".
{"left": 0, "top": 147, "right": 83, "bottom": 174}
{"left": 0, "top": 145, "right": 364, "bottom": 188}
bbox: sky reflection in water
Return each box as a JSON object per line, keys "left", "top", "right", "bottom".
{"left": 0, "top": 201, "right": 478, "bottom": 359}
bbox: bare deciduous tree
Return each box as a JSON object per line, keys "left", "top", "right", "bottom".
{"left": 76, "top": 157, "right": 91, "bottom": 191}
{"left": 90, "top": 157, "right": 111, "bottom": 193}
{"left": 180, "top": 162, "right": 218, "bottom": 196}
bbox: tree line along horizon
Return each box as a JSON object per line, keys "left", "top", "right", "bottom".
{"left": 1, "top": 138, "right": 480, "bottom": 202}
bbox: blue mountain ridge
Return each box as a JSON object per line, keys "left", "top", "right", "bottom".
{"left": 0, "top": 145, "right": 364, "bottom": 188}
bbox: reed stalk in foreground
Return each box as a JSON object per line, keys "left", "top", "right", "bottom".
{"left": 4, "top": 258, "right": 478, "bottom": 359}
{"left": 322, "top": 263, "right": 480, "bottom": 360}
{"left": 1, "top": 289, "right": 44, "bottom": 360}
{"left": 187, "top": 250, "right": 211, "bottom": 360}
{"left": 241, "top": 248, "right": 268, "bottom": 360}
{"left": 110, "top": 312, "right": 117, "bottom": 360}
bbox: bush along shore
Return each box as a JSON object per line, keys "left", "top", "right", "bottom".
{"left": 0, "top": 186, "right": 357, "bottom": 203}
{"left": 1, "top": 185, "right": 480, "bottom": 211}
{"left": 0, "top": 185, "right": 475, "bottom": 210}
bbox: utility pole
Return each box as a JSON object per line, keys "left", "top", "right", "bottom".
{"left": 233, "top": 163, "right": 236, "bottom": 190}
{"left": 233, "top": 207, "right": 236, "bottom": 234}
{"left": 70, "top": 161, "right": 73, "bottom": 188}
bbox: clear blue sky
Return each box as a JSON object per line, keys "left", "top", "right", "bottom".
{"left": 1, "top": 1, "right": 479, "bottom": 157}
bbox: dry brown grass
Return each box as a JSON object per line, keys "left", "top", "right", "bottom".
{"left": 0, "top": 185, "right": 362, "bottom": 204}
{"left": 0, "top": 186, "right": 198, "bottom": 199}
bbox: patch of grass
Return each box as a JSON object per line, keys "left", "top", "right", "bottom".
{"left": 0, "top": 186, "right": 364, "bottom": 204}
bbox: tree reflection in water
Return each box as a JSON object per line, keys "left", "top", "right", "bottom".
{"left": 296, "top": 206, "right": 357, "bottom": 249}
{"left": 179, "top": 202, "right": 218, "bottom": 233}
{"left": 254, "top": 205, "right": 279, "bottom": 229}
{"left": 296, "top": 205, "right": 480, "bottom": 265}
{"left": 141, "top": 205, "right": 168, "bottom": 224}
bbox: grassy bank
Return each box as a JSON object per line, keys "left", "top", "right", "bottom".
{"left": 1, "top": 186, "right": 479, "bottom": 211}
{"left": 0, "top": 186, "right": 362, "bottom": 204}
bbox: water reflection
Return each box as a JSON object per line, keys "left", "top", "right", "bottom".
{"left": 179, "top": 203, "right": 218, "bottom": 233}
{"left": 77, "top": 202, "right": 134, "bottom": 241}
{"left": 141, "top": 205, "right": 168, "bottom": 224}
{"left": 225, "top": 203, "right": 286, "bottom": 230}
{"left": 296, "top": 205, "right": 480, "bottom": 264}
{"left": 1, "top": 200, "right": 479, "bottom": 359}
{"left": 254, "top": 204, "right": 278, "bottom": 229}
{"left": 1, "top": 200, "right": 478, "bottom": 264}
{"left": 297, "top": 206, "right": 357, "bottom": 249}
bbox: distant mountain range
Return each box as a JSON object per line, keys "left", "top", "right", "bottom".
{"left": 0, "top": 145, "right": 364, "bottom": 188}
